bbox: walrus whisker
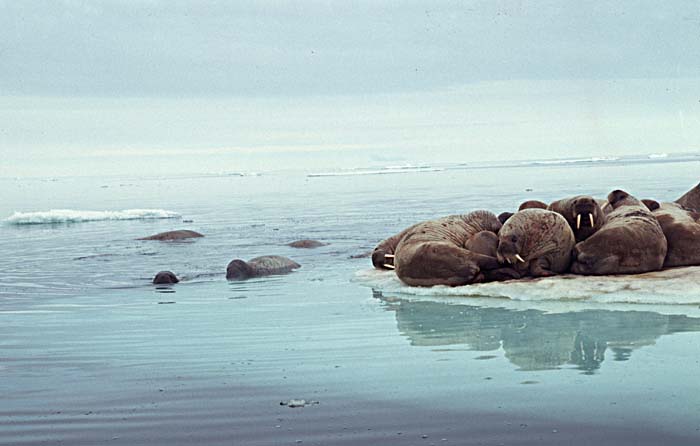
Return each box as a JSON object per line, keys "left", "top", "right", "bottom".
{"left": 589, "top": 214, "right": 595, "bottom": 228}
{"left": 576, "top": 214, "right": 581, "bottom": 230}
{"left": 515, "top": 254, "right": 525, "bottom": 263}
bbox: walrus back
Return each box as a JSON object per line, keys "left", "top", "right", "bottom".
{"left": 653, "top": 203, "right": 700, "bottom": 267}
{"left": 572, "top": 203, "right": 667, "bottom": 275}
{"left": 248, "top": 255, "right": 301, "bottom": 276}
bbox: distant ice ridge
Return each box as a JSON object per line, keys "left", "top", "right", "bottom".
{"left": 308, "top": 164, "right": 443, "bottom": 177}
{"left": 354, "top": 267, "right": 700, "bottom": 306}
{"left": 5, "top": 209, "right": 181, "bottom": 225}
{"left": 526, "top": 156, "right": 620, "bottom": 166}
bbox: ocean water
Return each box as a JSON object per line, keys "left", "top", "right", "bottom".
{"left": 1, "top": 155, "right": 700, "bottom": 445}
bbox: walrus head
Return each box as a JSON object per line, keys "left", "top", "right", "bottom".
{"left": 497, "top": 212, "right": 514, "bottom": 224}
{"left": 518, "top": 200, "right": 548, "bottom": 211}
{"left": 226, "top": 259, "right": 255, "bottom": 280}
{"left": 641, "top": 199, "right": 661, "bottom": 212}
{"left": 606, "top": 189, "right": 641, "bottom": 210}
{"left": 570, "top": 196, "right": 603, "bottom": 232}
{"left": 153, "top": 271, "right": 179, "bottom": 284}
{"left": 496, "top": 229, "right": 527, "bottom": 266}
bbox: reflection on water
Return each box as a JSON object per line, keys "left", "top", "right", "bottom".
{"left": 374, "top": 291, "right": 700, "bottom": 374}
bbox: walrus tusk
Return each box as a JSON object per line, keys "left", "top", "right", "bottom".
{"left": 384, "top": 263, "right": 395, "bottom": 270}
{"left": 602, "top": 202, "right": 610, "bottom": 210}
{"left": 506, "top": 258, "right": 512, "bottom": 265}
{"left": 515, "top": 254, "right": 525, "bottom": 263}
{"left": 576, "top": 214, "right": 581, "bottom": 230}
{"left": 589, "top": 214, "right": 595, "bottom": 228}
{"left": 384, "top": 254, "right": 395, "bottom": 259}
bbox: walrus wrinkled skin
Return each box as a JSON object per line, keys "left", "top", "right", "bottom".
{"left": 675, "top": 183, "right": 700, "bottom": 211}
{"left": 548, "top": 195, "right": 606, "bottom": 242}
{"left": 518, "top": 200, "right": 548, "bottom": 211}
{"left": 570, "top": 190, "right": 667, "bottom": 275}
{"left": 226, "top": 255, "right": 300, "bottom": 280}
{"left": 153, "top": 271, "right": 179, "bottom": 284}
{"left": 497, "top": 209, "right": 575, "bottom": 277}
{"left": 373, "top": 211, "right": 505, "bottom": 287}
{"left": 138, "top": 230, "right": 204, "bottom": 241}
{"left": 651, "top": 202, "right": 700, "bottom": 268}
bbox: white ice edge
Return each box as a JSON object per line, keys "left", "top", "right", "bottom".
{"left": 5, "top": 209, "right": 181, "bottom": 225}
{"left": 353, "top": 267, "right": 700, "bottom": 315}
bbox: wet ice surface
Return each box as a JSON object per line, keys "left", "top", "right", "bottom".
{"left": 356, "top": 266, "right": 700, "bottom": 305}
{"left": 1, "top": 158, "right": 700, "bottom": 444}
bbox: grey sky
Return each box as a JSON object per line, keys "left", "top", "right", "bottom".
{"left": 2, "top": 0, "right": 699, "bottom": 97}
{"left": 0, "top": 1, "right": 699, "bottom": 177}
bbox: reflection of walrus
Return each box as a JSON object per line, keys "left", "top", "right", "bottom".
{"left": 548, "top": 195, "right": 606, "bottom": 242}
{"left": 373, "top": 211, "right": 504, "bottom": 286}
{"left": 226, "top": 255, "right": 300, "bottom": 280}
{"left": 497, "top": 209, "right": 575, "bottom": 277}
{"left": 571, "top": 190, "right": 667, "bottom": 275}
{"left": 675, "top": 182, "right": 700, "bottom": 211}
{"left": 651, "top": 202, "right": 700, "bottom": 267}
{"left": 139, "top": 230, "right": 204, "bottom": 241}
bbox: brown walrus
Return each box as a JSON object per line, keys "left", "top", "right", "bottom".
{"left": 570, "top": 190, "right": 667, "bottom": 275}
{"left": 548, "top": 195, "right": 606, "bottom": 242}
{"left": 675, "top": 182, "right": 700, "bottom": 211}
{"left": 650, "top": 202, "right": 700, "bottom": 268}
{"left": 153, "top": 271, "right": 179, "bottom": 284}
{"left": 496, "top": 209, "right": 575, "bottom": 277}
{"left": 518, "top": 200, "right": 548, "bottom": 211}
{"left": 287, "top": 239, "right": 327, "bottom": 248}
{"left": 138, "top": 230, "right": 204, "bottom": 241}
{"left": 226, "top": 255, "right": 300, "bottom": 280}
{"left": 373, "top": 211, "right": 504, "bottom": 287}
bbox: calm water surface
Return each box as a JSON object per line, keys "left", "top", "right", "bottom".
{"left": 1, "top": 159, "right": 699, "bottom": 445}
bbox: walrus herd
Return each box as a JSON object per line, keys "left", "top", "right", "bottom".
{"left": 372, "top": 183, "right": 700, "bottom": 287}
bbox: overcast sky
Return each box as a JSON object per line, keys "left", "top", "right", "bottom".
{"left": 1, "top": 1, "right": 699, "bottom": 176}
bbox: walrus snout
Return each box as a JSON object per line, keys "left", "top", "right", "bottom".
{"left": 572, "top": 199, "right": 599, "bottom": 229}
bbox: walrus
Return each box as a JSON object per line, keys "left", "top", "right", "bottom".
{"left": 675, "top": 182, "right": 700, "bottom": 211}
{"left": 373, "top": 211, "right": 504, "bottom": 286}
{"left": 548, "top": 195, "right": 606, "bottom": 242}
{"left": 496, "top": 209, "right": 575, "bottom": 277}
{"left": 570, "top": 190, "right": 667, "bottom": 275}
{"left": 288, "top": 239, "right": 327, "bottom": 248}
{"left": 518, "top": 200, "right": 548, "bottom": 211}
{"left": 226, "top": 255, "right": 301, "bottom": 280}
{"left": 497, "top": 212, "right": 514, "bottom": 225}
{"left": 153, "top": 271, "right": 179, "bottom": 284}
{"left": 138, "top": 230, "right": 204, "bottom": 241}
{"left": 650, "top": 202, "right": 700, "bottom": 267}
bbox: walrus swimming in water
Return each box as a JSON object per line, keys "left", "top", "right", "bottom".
{"left": 153, "top": 271, "right": 179, "bottom": 284}
{"left": 373, "top": 211, "right": 505, "bottom": 286}
{"left": 570, "top": 190, "right": 667, "bottom": 275}
{"left": 496, "top": 209, "right": 575, "bottom": 277}
{"left": 548, "top": 195, "right": 606, "bottom": 242}
{"left": 650, "top": 202, "right": 700, "bottom": 268}
{"left": 675, "top": 183, "right": 700, "bottom": 211}
{"left": 226, "top": 255, "right": 300, "bottom": 280}
{"left": 138, "top": 230, "right": 204, "bottom": 241}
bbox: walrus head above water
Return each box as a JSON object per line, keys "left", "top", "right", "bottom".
{"left": 226, "top": 259, "right": 255, "bottom": 280}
